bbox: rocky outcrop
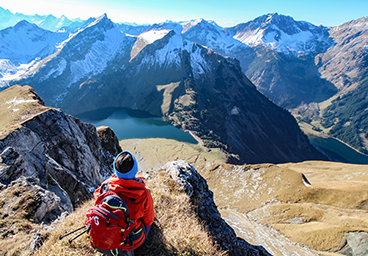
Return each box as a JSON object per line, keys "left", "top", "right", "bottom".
{"left": 163, "top": 160, "right": 270, "bottom": 256}
{"left": 338, "top": 232, "right": 368, "bottom": 256}
{"left": 97, "top": 125, "right": 122, "bottom": 177}
{"left": 0, "top": 85, "right": 119, "bottom": 223}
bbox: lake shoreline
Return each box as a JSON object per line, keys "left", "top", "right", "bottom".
{"left": 306, "top": 132, "right": 368, "bottom": 157}
{"left": 307, "top": 133, "right": 368, "bottom": 164}
{"left": 78, "top": 107, "right": 199, "bottom": 144}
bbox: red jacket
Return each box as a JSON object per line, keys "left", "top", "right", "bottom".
{"left": 93, "top": 173, "right": 155, "bottom": 250}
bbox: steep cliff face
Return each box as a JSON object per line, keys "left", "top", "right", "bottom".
{"left": 0, "top": 85, "right": 120, "bottom": 224}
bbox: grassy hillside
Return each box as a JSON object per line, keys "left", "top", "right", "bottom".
{"left": 291, "top": 37, "right": 368, "bottom": 157}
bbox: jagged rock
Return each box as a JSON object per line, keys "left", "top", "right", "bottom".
{"left": 30, "top": 231, "right": 43, "bottom": 251}
{"left": 97, "top": 125, "right": 122, "bottom": 177}
{"left": 0, "top": 147, "right": 26, "bottom": 181}
{"left": 163, "top": 160, "right": 270, "bottom": 256}
{"left": 338, "top": 232, "right": 368, "bottom": 256}
{"left": 0, "top": 85, "right": 119, "bottom": 224}
{"left": 0, "top": 176, "right": 61, "bottom": 222}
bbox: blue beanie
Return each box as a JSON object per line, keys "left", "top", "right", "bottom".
{"left": 113, "top": 151, "right": 138, "bottom": 179}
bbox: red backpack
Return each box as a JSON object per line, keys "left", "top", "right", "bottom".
{"left": 85, "top": 189, "right": 144, "bottom": 251}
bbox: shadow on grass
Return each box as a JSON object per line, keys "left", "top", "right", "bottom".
{"left": 135, "top": 220, "right": 174, "bottom": 256}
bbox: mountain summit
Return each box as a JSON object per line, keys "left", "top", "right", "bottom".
{"left": 229, "top": 13, "right": 332, "bottom": 55}
{"left": 0, "top": 20, "right": 68, "bottom": 64}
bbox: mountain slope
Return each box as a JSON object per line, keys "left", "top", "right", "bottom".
{"left": 317, "top": 17, "right": 368, "bottom": 91}
{"left": 294, "top": 17, "right": 368, "bottom": 155}
{"left": 224, "top": 13, "right": 337, "bottom": 108}
{"left": 0, "top": 85, "right": 258, "bottom": 256}
{"left": 0, "top": 85, "right": 121, "bottom": 254}
{"left": 0, "top": 20, "right": 70, "bottom": 87}
{"left": 228, "top": 13, "right": 332, "bottom": 55}
{"left": 119, "top": 137, "right": 368, "bottom": 255}
{"left": 149, "top": 13, "right": 337, "bottom": 108}
{"left": 16, "top": 14, "right": 134, "bottom": 104}
{"left": 0, "top": 20, "right": 68, "bottom": 64}
{"left": 181, "top": 18, "right": 246, "bottom": 56}
{"left": 11, "top": 15, "right": 325, "bottom": 164}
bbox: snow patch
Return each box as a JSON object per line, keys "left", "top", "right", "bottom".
{"left": 0, "top": 58, "right": 40, "bottom": 87}
{"left": 139, "top": 32, "right": 183, "bottom": 69}
{"left": 6, "top": 97, "right": 38, "bottom": 105}
{"left": 190, "top": 46, "right": 210, "bottom": 78}
{"left": 138, "top": 30, "right": 171, "bottom": 44}
{"left": 181, "top": 19, "right": 204, "bottom": 33}
{"left": 0, "top": 21, "right": 68, "bottom": 63}
{"left": 233, "top": 20, "right": 329, "bottom": 55}
{"left": 40, "top": 58, "right": 67, "bottom": 82}
{"left": 230, "top": 106, "right": 240, "bottom": 115}
{"left": 235, "top": 26, "right": 316, "bottom": 54}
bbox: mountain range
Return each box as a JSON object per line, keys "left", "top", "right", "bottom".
{"left": 0, "top": 13, "right": 326, "bottom": 164}
{"left": 0, "top": 7, "right": 367, "bottom": 160}
{"left": 0, "top": 6, "right": 83, "bottom": 32}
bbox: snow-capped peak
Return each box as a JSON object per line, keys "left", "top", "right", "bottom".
{"left": 232, "top": 13, "right": 331, "bottom": 55}
{"left": 181, "top": 18, "right": 205, "bottom": 33}
{"left": 85, "top": 13, "right": 109, "bottom": 29}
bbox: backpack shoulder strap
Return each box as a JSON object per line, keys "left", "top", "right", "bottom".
{"left": 95, "top": 177, "right": 111, "bottom": 198}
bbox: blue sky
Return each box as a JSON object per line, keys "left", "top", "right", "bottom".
{"left": 0, "top": 0, "right": 366, "bottom": 27}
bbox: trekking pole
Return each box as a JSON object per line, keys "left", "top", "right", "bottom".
{"left": 67, "top": 229, "right": 89, "bottom": 244}
{"left": 59, "top": 225, "right": 87, "bottom": 240}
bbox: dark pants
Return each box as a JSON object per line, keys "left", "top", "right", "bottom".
{"left": 97, "top": 248, "right": 134, "bottom": 256}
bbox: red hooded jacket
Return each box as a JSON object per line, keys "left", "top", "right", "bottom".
{"left": 93, "top": 173, "right": 154, "bottom": 250}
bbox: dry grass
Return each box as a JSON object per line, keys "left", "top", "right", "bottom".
{"left": 120, "top": 138, "right": 227, "bottom": 172}
{"left": 117, "top": 138, "right": 368, "bottom": 253}
{"left": 0, "top": 180, "right": 46, "bottom": 256}
{"left": 198, "top": 161, "right": 368, "bottom": 253}
{"left": 156, "top": 82, "right": 181, "bottom": 115}
{"left": 34, "top": 201, "right": 97, "bottom": 256}
{"left": 34, "top": 170, "right": 226, "bottom": 256}
{"left": 0, "top": 85, "right": 50, "bottom": 139}
{"left": 141, "top": 170, "right": 226, "bottom": 256}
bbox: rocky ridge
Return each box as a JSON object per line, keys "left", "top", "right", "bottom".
{"left": 0, "top": 85, "right": 120, "bottom": 226}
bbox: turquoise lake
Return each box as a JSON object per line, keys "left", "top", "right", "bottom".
{"left": 308, "top": 135, "right": 368, "bottom": 164}
{"left": 77, "top": 108, "right": 368, "bottom": 164}
{"left": 77, "top": 108, "right": 198, "bottom": 144}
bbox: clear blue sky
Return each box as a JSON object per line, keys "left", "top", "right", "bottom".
{"left": 0, "top": 0, "right": 366, "bottom": 27}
